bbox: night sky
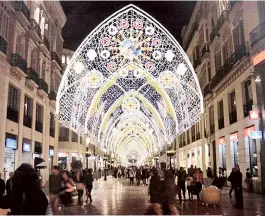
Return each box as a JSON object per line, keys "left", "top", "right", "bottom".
{"left": 61, "top": 1, "right": 196, "bottom": 51}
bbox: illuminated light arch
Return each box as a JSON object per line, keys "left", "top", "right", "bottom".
{"left": 56, "top": 4, "right": 203, "bottom": 164}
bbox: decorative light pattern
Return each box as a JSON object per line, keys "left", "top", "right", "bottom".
{"left": 56, "top": 5, "right": 203, "bottom": 164}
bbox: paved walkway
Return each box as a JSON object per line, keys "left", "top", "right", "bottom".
{"left": 48, "top": 177, "right": 265, "bottom": 215}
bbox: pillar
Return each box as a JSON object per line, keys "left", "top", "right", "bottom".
{"left": 54, "top": 114, "right": 59, "bottom": 165}
{"left": 201, "top": 113, "right": 206, "bottom": 177}
{"left": 31, "top": 97, "right": 37, "bottom": 167}
{"left": 17, "top": 89, "right": 25, "bottom": 167}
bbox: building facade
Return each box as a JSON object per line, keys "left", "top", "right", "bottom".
{"left": 178, "top": 0, "right": 265, "bottom": 193}
{"left": 0, "top": 1, "right": 66, "bottom": 182}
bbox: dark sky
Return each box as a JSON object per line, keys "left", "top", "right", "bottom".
{"left": 61, "top": 1, "right": 196, "bottom": 50}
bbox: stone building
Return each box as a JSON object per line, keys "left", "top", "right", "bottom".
{"left": 178, "top": 0, "right": 265, "bottom": 193}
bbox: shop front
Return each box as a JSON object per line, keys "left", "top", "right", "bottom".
{"left": 58, "top": 152, "right": 69, "bottom": 170}
{"left": 4, "top": 133, "right": 17, "bottom": 181}
{"left": 49, "top": 146, "right": 54, "bottom": 172}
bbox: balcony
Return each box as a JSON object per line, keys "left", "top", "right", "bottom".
{"left": 250, "top": 21, "right": 265, "bottom": 48}
{"left": 210, "top": 43, "right": 249, "bottom": 89}
{"left": 229, "top": 110, "right": 237, "bottom": 124}
{"left": 216, "top": 10, "right": 228, "bottom": 32}
{"left": 7, "top": 107, "right": 19, "bottom": 123}
{"left": 38, "top": 79, "right": 48, "bottom": 94}
{"left": 26, "top": 68, "right": 39, "bottom": 85}
{"left": 35, "top": 120, "right": 43, "bottom": 133}
{"left": 49, "top": 91, "right": 57, "bottom": 101}
{"left": 23, "top": 115, "right": 32, "bottom": 128}
{"left": 51, "top": 52, "right": 62, "bottom": 69}
{"left": 50, "top": 128, "right": 55, "bottom": 137}
{"left": 0, "top": 35, "right": 8, "bottom": 54}
{"left": 243, "top": 99, "right": 253, "bottom": 117}
{"left": 210, "top": 124, "right": 215, "bottom": 134}
{"left": 29, "top": 19, "right": 41, "bottom": 41}
{"left": 203, "top": 83, "right": 211, "bottom": 97}
{"left": 13, "top": 1, "right": 30, "bottom": 26}
{"left": 201, "top": 43, "right": 209, "bottom": 59}
{"left": 11, "top": 53, "right": 27, "bottom": 74}
{"left": 40, "top": 36, "right": 50, "bottom": 54}
{"left": 218, "top": 117, "right": 224, "bottom": 130}
{"left": 196, "top": 132, "right": 201, "bottom": 140}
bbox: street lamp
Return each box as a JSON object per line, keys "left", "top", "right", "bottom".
{"left": 167, "top": 150, "right": 175, "bottom": 169}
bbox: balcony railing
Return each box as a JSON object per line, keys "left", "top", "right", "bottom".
{"left": 41, "top": 36, "right": 50, "bottom": 50}
{"left": 216, "top": 10, "right": 228, "bottom": 32}
{"left": 201, "top": 43, "right": 209, "bottom": 58}
{"left": 229, "top": 110, "right": 237, "bottom": 124}
{"left": 7, "top": 107, "right": 19, "bottom": 123}
{"left": 26, "top": 68, "right": 39, "bottom": 85}
{"left": 203, "top": 83, "right": 211, "bottom": 97}
{"left": 243, "top": 99, "right": 253, "bottom": 117}
{"left": 35, "top": 120, "right": 43, "bottom": 133}
{"left": 196, "top": 132, "right": 201, "bottom": 140}
{"left": 11, "top": 53, "right": 27, "bottom": 74}
{"left": 51, "top": 52, "right": 62, "bottom": 68}
{"left": 250, "top": 21, "right": 265, "bottom": 47}
{"left": 210, "top": 124, "right": 215, "bottom": 134}
{"left": 23, "top": 115, "right": 32, "bottom": 128}
{"left": 218, "top": 117, "right": 224, "bottom": 130}
{"left": 50, "top": 128, "right": 55, "bottom": 137}
{"left": 49, "top": 91, "right": 57, "bottom": 101}
{"left": 0, "top": 35, "right": 8, "bottom": 54}
{"left": 29, "top": 19, "right": 41, "bottom": 38}
{"left": 13, "top": 1, "right": 30, "bottom": 21}
{"left": 211, "top": 43, "right": 248, "bottom": 89}
{"left": 38, "top": 79, "right": 48, "bottom": 94}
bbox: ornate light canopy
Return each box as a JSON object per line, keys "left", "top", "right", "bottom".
{"left": 56, "top": 4, "right": 203, "bottom": 165}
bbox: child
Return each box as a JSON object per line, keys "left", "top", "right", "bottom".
{"left": 186, "top": 175, "right": 194, "bottom": 200}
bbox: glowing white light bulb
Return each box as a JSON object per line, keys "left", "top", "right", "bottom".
{"left": 74, "top": 62, "right": 84, "bottom": 74}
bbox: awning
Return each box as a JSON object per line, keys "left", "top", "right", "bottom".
{"left": 34, "top": 157, "right": 47, "bottom": 169}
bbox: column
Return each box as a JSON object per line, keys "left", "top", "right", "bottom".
{"left": 201, "top": 113, "right": 206, "bottom": 177}
{"left": 31, "top": 97, "right": 37, "bottom": 167}
{"left": 0, "top": 74, "right": 9, "bottom": 174}
{"left": 175, "top": 137, "right": 180, "bottom": 169}
{"left": 17, "top": 89, "right": 25, "bottom": 167}
{"left": 54, "top": 115, "right": 59, "bottom": 164}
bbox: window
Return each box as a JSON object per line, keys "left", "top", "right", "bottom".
{"left": 209, "top": 106, "right": 215, "bottom": 134}
{"left": 72, "top": 132, "right": 78, "bottom": 142}
{"left": 24, "top": 96, "right": 32, "bottom": 117}
{"left": 62, "top": 55, "right": 65, "bottom": 64}
{"left": 67, "top": 56, "right": 70, "bottom": 64}
{"left": 7, "top": 85, "right": 19, "bottom": 122}
{"left": 23, "top": 96, "right": 32, "bottom": 128}
{"left": 214, "top": 50, "right": 222, "bottom": 72}
{"left": 35, "top": 104, "right": 43, "bottom": 132}
{"left": 0, "top": 2, "right": 9, "bottom": 39}
{"left": 59, "top": 127, "right": 69, "bottom": 141}
{"left": 191, "top": 125, "right": 195, "bottom": 141}
{"left": 229, "top": 91, "right": 237, "bottom": 124}
{"left": 207, "top": 62, "right": 211, "bottom": 82}
{"left": 50, "top": 113, "right": 55, "bottom": 137}
{"left": 233, "top": 19, "right": 244, "bottom": 50}
{"left": 218, "top": 101, "right": 224, "bottom": 119}
{"left": 243, "top": 80, "right": 253, "bottom": 117}
{"left": 222, "top": 37, "right": 233, "bottom": 62}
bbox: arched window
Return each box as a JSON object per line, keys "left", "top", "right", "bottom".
{"left": 34, "top": 7, "right": 40, "bottom": 24}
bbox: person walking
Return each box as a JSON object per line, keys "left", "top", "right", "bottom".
{"left": 187, "top": 165, "right": 194, "bottom": 177}
{"left": 84, "top": 169, "right": 94, "bottom": 203}
{"left": 60, "top": 170, "right": 75, "bottom": 213}
{"left": 177, "top": 167, "right": 187, "bottom": 201}
{"left": 49, "top": 166, "right": 61, "bottom": 214}
{"left": 73, "top": 169, "right": 85, "bottom": 205}
{"left": 186, "top": 175, "right": 194, "bottom": 200}
{"left": 142, "top": 167, "right": 147, "bottom": 186}
{"left": 233, "top": 165, "right": 244, "bottom": 209}
{"left": 228, "top": 168, "right": 236, "bottom": 197}
{"left": 136, "top": 168, "right": 142, "bottom": 185}
{"left": 129, "top": 169, "right": 135, "bottom": 185}
{"left": 245, "top": 168, "right": 253, "bottom": 192}
{"left": 0, "top": 164, "right": 48, "bottom": 215}
{"left": 5, "top": 172, "right": 14, "bottom": 195}
{"left": 0, "top": 173, "right": 5, "bottom": 197}
{"left": 193, "top": 169, "right": 204, "bottom": 200}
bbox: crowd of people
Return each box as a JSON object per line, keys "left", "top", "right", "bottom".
{"left": 0, "top": 162, "right": 254, "bottom": 215}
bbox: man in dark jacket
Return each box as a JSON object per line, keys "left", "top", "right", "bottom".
{"left": 232, "top": 165, "right": 244, "bottom": 209}
{"left": 49, "top": 166, "right": 61, "bottom": 214}
{"left": 0, "top": 173, "right": 5, "bottom": 197}
{"left": 228, "top": 168, "right": 235, "bottom": 197}
{"left": 177, "top": 167, "right": 187, "bottom": 200}
{"left": 5, "top": 172, "right": 13, "bottom": 195}
{"left": 84, "top": 169, "right": 94, "bottom": 202}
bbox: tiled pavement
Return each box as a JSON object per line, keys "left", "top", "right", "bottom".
{"left": 47, "top": 177, "right": 265, "bottom": 215}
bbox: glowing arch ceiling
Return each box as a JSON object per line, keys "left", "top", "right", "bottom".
{"left": 56, "top": 4, "right": 203, "bottom": 164}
